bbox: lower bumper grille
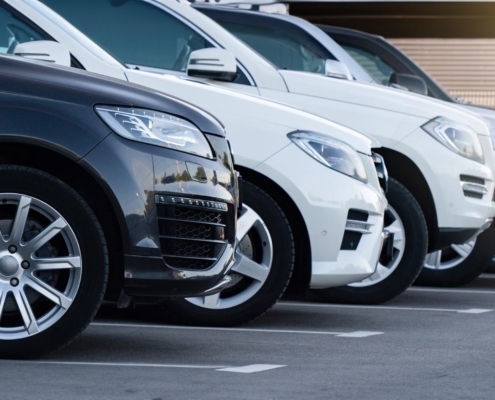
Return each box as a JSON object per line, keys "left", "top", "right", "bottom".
{"left": 156, "top": 195, "right": 230, "bottom": 271}
{"left": 340, "top": 209, "right": 371, "bottom": 251}
{"left": 460, "top": 175, "right": 488, "bottom": 199}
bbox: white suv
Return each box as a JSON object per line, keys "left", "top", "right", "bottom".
{"left": 4, "top": 0, "right": 388, "bottom": 325}
{"left": 36, "top": 0, "right": 495, "bottom": 305}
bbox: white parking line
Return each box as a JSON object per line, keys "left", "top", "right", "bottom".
{"left": 457, "top": 309, "right": 492, "bottom": 314}
{"left": 91, "top": 322, "right": 383, "bottom": 338}
{"left": 277, "top": 301, "right": 493, "bottom": 314}
{"left": 2, "top": 361, "right": 227, "bottom": 369}
{"left": 217, "top": 364, "right": 286, "bottom": 374}
{"left": 408, "top": 287, "right": 495, "bottom": 295}
{"left": 479, "top": 274, "right": 495, "bottom": 279}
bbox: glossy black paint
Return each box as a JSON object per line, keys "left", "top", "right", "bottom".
{"left": 0, "top": 54, "right": 237, "bottom": 297}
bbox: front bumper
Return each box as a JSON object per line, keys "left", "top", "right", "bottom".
{"left": 83, "top": 132, "right": 238, "bottom": 297}
{"left": 255, "top": 143, "right": 387, "bottom": 289}
{"left": 395, "top": 131, "right": 495, "bottom": 230}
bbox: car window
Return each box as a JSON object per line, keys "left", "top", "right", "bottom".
{"left": 341, "top": 44, "right": 396, "bottom": 85}
{"left": 41, "top": 0, "right": 211, "bottom": 72}
{"left": 0, "top": 7, "right": 43, "bottom": 54}
{"left": 220, "top": 21, "right": 327, "bottom": 74}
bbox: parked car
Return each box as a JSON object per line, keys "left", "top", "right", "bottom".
{"left": 183, "top": 2, "right": 495, "bottom": 303}
{"left": 0, "top": 52, "right": 239, "bottom": 358}
{"left": 315, "top": 24, "right": 495, "bottom": 287}
{"left": 8, "top": 0, "right": 389, "bottom": 324}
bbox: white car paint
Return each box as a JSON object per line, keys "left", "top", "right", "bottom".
{"left": 122, "top": 0, "right": 495, "bottom": 233}
{"left": 9, "top": 0, "right": 388, "bottom": 288}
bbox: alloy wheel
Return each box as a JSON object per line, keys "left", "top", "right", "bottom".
{"left": 349, "top": 205, "right": 406, "bottom": 287}
{"left": 423, "top": 239, "right": 476, "bottom": 270}
{"left": 0, "top": 193, "right": 81, "bottom": 340}
{"left": 185, "top": 205, "right": 273, "bottom": 309}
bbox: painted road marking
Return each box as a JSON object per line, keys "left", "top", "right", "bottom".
{"left": 277, "top": 301, "right": 493, "bottom": 314}
{"left": 335, "top": 331, "right": 383, "bottom": 338}
{"left": 408, "top": 287, "right": 495, "bottom": 295}
{"left": 92, "top": 322, "right": 383, "bottom": 338}
{"left": 3, "top": 361, "right": 227, "bottom": 369}
{"left": 457, "top": 308, "right": 493, "bottom": 314}
{"left": 5, "top": 361, "right": 286, "bottom": 374}
{"left": 217, "top": 364, "right": 286, "bottom": 374}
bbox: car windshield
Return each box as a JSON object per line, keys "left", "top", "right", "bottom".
{"left": 219, "top": 21, "right": 327, "bottom": 74}
{"left": 40, "top": 0, "right": 211, "bottom": 72}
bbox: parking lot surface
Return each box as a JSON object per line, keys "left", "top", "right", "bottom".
{"left": 4, "top": 275, "right": 495, "bottom": 400}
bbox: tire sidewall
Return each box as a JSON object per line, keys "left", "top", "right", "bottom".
{"left": 0, "top": 167, "right": 107, "bottom": 358}
{"left": 167, "top": 180, "right": 294, "bottom": 325}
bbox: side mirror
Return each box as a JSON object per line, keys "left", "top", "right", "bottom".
{"left": 388, "top": 73, "right": 428, "bottom": 96}
{"left": 325, "top": 59, "right": 353, "bottom": 80}
{"left": 13, "top": 40, "right": 71, "bottom": 67}
{"left": 187, "top": 48, "right": 237, "bottom": 82}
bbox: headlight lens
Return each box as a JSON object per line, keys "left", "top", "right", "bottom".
{"left": 288, "top": 131, "right": 367, "bottom": 183}
{"left": 422, "top": 117, "right": 484, "bottom": 164}
{"left": 95, "top": 106, "right": 213, "bottom": 158}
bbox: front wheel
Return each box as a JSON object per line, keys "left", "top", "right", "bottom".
{"left": 312, "top": 178, "right": 428, "bottom": 305}
{"left": 415, "top": 227, "right": 495, "bottom": 287}
{"left": 162, "top": 181, "right": 294, "bottom": 326}
{"left": 0, "top": 166, "right": 108, "bottom": 359}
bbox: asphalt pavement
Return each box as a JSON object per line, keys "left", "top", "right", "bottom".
{"left": 3, "top": 275, "right": 495, "bottom": 400}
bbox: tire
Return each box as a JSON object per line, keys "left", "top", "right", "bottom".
{"left": 312, "top": 178, "right": 428, "bottom": 305}
{"left": 0, "top": 166, "right": 108, "bottom": 359}
{"left": 415, "top": 227, "right": 495, "bottom": 287}
{"left": 162, "top": 180, "right": 294, "bottom": 326}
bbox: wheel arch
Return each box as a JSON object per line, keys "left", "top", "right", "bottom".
{"left": 375, "top": 147, "right": 439, "bottom": 251}
{"left": 0, "top": 139, "right": 127, "bottom": 300}
{"left": 235, "top": 165, "right": 311, "bottom": 294}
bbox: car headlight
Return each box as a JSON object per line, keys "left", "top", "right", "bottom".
{"left": 422, "top": 117, "right": 484, "bottom": 164}
{"left": 95, "top": 105, "right": 213, "bottom": 158}
{"left": 287, "top": 131, "right": 367, "bottom": 182}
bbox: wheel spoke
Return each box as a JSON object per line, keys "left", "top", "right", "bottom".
{"left": 14, "top": 289, "right": 39, "bottom": 335}
{"left": 0, "top": 289, "right": 7, "bottom": 324}
{"left": 8, "top": 195, "right": 31, "bottom": 244}
{"left": 231, "top": 252, "right": 269, "bottom": 283}
{"left": 386, "top": 221, "right": 405, "bottom": 250}
{"left": 425, "top": 251, "right": 442, "bottom": 269}
{"left": 25, "top": 275, "right": 72, "bottom": 309}
{"left": 23, "top": 217, "right": 67, "bottom": 256}
{"left": 451, "top": 242, "right": 474, "bottom": 259}
{"left": 202, "top": 292, "right": 221, "bottom": 308}
{"left": 32, "top": 256, "right": 81, "bottom": 271}
{"left": 236, "top": 205, "right": 261, "bottom": 245}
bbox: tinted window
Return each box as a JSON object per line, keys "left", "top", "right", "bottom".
{"left": 41, "top": 0, "right": 210, "bottom": 71}
{"left": 0, "top": 7, "right": 43, "bottom": 54}
{"left": 221, "top": 21, "right": 327, "bottom": 74}
{"left": 341, "top": 44, "right": 396, "bottom": 85}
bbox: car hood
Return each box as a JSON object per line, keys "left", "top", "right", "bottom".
{"left": 124, "top": 70, "right": 379, "bottom": 155}
{"left": 0, "top": 53, "right": 225, "bottom": 136}
{"left": 280, "top": 70, "right": 491, "bottom": 136}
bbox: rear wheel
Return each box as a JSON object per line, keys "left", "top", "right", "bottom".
{"left": 162, "top": 181, "right": 294, "bottom": 326}
{"left": 0, "top": 166, "right": 108, "bottom": 359}
{"left": 415, "top": 227, "right": 495, "bottom": 287}
{"left": 312, "top": 178, "right": 428, "bottom": 304}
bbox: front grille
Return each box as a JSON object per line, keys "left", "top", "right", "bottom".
{"left": 340, "top": 209, "right": 370, "bottom": 251}
{"left": 460, "top": 175, "right": 488, "bottom": 199}
{"left": 460, "top": 175, "right": 484, "bottom": 185}
{"left": 347, "top": 209, "right": 369, "bottom": 222}
{"left": 341, "top": 231, "right": 362, "bottom": 250}
{"left": 465, "top": 191, "right": 483, "bottom": 199}
{"left": 156, "top": 195, "right": 230, "bottom": 271}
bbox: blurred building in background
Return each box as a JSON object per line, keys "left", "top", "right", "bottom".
{"left": 289, "top": 0, "right": 495, "bottom": 107}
